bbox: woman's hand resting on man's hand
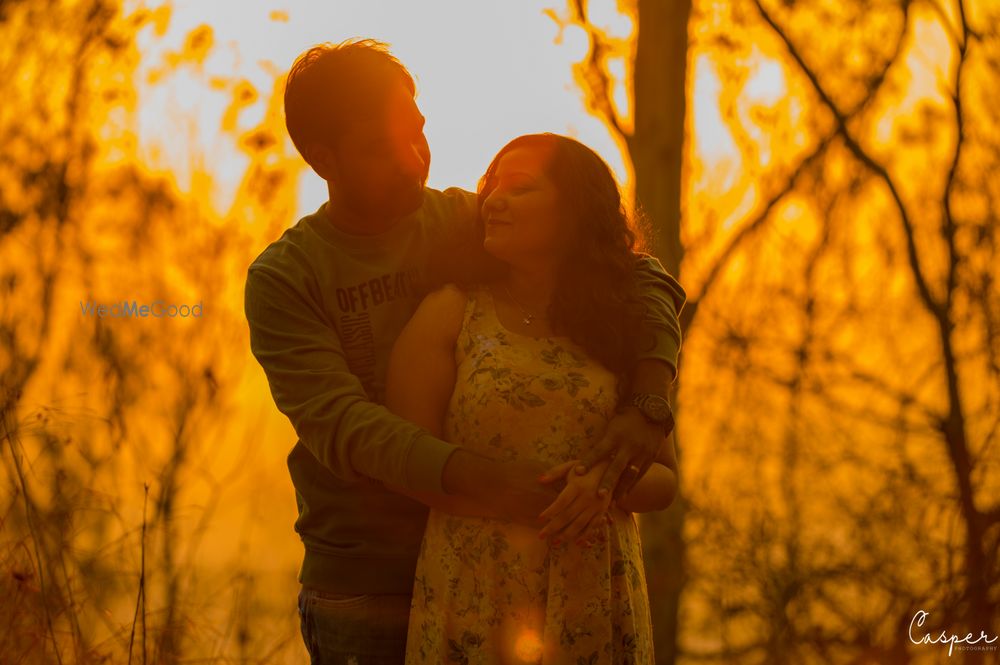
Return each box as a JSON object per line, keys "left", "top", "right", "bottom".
{"left": 537, "top": 459, "right": 614, "bottom": 547}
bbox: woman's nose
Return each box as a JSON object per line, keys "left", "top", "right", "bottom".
{"left": 482, "top": 189, "right": 507, "bottom": 213}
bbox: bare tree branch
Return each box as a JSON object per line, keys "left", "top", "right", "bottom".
{"left": 566, "top": 0, "right": 631, "bottom": 143}
{"left": 752, "top": 0, "right": 943, "bottom": 323}
{"left": 752, "top": 0, "right": 996, "bottom": 640}
{"left": 680, "top": 132, "right": 833, "bottom": 333}
{"left": 941, "top": 0, "right": 970, "bottom": 314}
{"left": 683, "top": 0, "right": 912, "bottom": 334}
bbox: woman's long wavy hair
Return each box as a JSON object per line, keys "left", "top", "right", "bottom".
{"left": 477, "top": 133, "right": 647, "bottom": 384}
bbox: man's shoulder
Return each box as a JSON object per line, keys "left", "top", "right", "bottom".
{"left": 418, "top": 186, "right": 477, "bottom": 229}
{"left": 423, "top": 185, "right": 476, "bottom": 205}
{"left": 248, "top": 207, "right": 325, "bottom": 274}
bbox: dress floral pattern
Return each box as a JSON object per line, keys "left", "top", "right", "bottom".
{"left": 404, "top": 286, "right": 654, "bottom": 665}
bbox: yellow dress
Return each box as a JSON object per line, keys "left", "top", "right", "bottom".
{"left": 404, "top": 286, "right": 655, "bottom": 665}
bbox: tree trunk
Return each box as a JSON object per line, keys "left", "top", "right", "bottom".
{"left": 630, "top": 0, "right": 689, "bottom": 275}
{"left": 630, "top": 1, "right": 692, "bottom": 663}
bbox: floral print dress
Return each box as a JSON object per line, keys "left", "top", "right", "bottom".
{"left": 404, "top": 286, "right": 654, "bottom": 665}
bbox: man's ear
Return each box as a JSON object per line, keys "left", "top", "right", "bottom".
{"left": 305, "top": 143, "right": 339, "bottom": 182}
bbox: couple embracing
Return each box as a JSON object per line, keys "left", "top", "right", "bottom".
{"left": 245, "top": 38, "right": 685, "bottom": 665}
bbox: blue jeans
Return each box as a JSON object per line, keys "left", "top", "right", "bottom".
{"left": 297, "top": 588, "right": 411, "bottom": 664}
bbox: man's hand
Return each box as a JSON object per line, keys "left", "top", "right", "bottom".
{"left": 569, "top": 406, "right": 663, "bottom": 500}
{"left": 442, "top": 450, "right": 560, "bottom": 526}
{"left": 547, "top": 357, "right": 674, "bottom": 501}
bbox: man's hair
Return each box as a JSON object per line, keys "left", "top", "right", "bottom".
{"left": 283, "top": 39, "right": 415, "bottom": 163}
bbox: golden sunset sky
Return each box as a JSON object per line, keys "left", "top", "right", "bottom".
{"left": 125, "top": 0, "right": 750, "bottom": 220}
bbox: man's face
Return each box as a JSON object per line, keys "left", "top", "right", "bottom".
{"left": 330, "top": 82, "right": 431, "bottom": 221}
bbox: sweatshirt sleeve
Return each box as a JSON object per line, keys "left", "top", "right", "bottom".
{"left": 244, "top": 263, "right": 459, "bottom": 494}
{"left": 634, "top": 254, "right": 687, "bottom": 380}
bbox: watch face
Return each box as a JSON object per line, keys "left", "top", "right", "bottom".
{"left": 644, "top": 396, "right": 671, "bottom": 422}
{"left": 635, "top": 394, "right": 671, "bottom": 423}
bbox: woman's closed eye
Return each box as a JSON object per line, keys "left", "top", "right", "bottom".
{"left": 502, "top": 179, "right": 535, "bottom": 194}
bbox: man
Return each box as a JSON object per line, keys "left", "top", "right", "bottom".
{"left": 244, "top": 39, "right": 685, "bottom": 663}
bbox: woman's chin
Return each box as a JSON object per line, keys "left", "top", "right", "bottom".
{"left": 482, "top": 238, "right": 511, "bottom": 262}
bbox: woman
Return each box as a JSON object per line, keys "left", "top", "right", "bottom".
{"left": 386, "top": 134, "right": 678, "bottom": 663}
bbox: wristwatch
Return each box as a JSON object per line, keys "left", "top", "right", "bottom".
{"left": 629, "top": 393, "right": 675, "bottom": 436}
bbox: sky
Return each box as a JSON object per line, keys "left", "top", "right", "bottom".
{"left": 130, "top": 0, "right": 639, "bottom": 220}
{"left": 123, "top": 0, "right": 798, "bottom": 230}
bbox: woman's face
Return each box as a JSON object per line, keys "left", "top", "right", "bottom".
{"left": 480, "top": 146, "right": 568, "bottom": 265}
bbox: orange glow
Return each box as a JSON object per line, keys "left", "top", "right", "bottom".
{"left": 514, "top": 628, "right": 544, "bottom": 662}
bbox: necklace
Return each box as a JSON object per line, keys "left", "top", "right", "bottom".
{"left": 503, "top": 284, "right": 543, "bottom": 326}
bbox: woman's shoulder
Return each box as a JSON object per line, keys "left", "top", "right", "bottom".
{"left": 422, "top": 282, "right": 471, "bottom": 310}
{"left": 412, "top": 283, "right": 474, "bottom": 335}
{"left": 423, "top": 282, "right": 496, "bottom": 306}
{"left": 415, "top": 283, "right": 494, "bottom": 343}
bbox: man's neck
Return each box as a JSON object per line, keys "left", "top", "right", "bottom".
{"left": 325, "top": 198, "right": 403, "bottom": 237}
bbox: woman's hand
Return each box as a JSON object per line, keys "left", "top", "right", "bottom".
{"left": 537, "top": 459, "right": 612, "bottom": 545}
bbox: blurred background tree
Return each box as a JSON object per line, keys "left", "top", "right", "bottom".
{"left": 558, "top": 0, "right": 999, "bottom": 663}
{"left": 0, "top": 0, "right": 303, "bottom": 662}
